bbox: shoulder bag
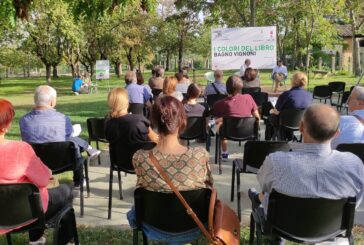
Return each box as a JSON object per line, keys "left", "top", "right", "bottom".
{"left": 149, "top": 151, "right": 240, "bottom": 245}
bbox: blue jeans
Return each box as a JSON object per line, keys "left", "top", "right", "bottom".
{"left": 127, "top": 207, "right": 203, "bottom": 245}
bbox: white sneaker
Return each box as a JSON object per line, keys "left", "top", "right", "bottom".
{"left": 29, "top": 237, "right": 46, "bottom": 245}
{"left": 87, "top": 148, "right": 101, "bottom": 160}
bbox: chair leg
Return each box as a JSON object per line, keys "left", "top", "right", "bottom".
{"left": 237, "top": 171, "right": 241, "bottom": 221}
{"left": 133, "top": 229, "right": 139, "bottom": 245}
{"left": 206, "top": 134, "right": 210, "bottom": 152}
{"left": 249, "top": 213, "right": 255, "bottom": 245}
{"left": 80, "top": 172, "right": 84, "bottom": 217}
{"left": 231, "top": 161, "right": 236, "bottom": 202}
{"left": 71, "top": 208, "right": 80, "bottom": 245}
{"left": 218, "top": 137, "right": 222, "bottom": 175}
{"left": 6, "top": 233, "right": 12, "bottom": 245}
{"left": 108, "top": 166, "right": 113, "bottom": 219}
{"left": 84, "top": 159, "right": 90, "bottom": 197}
{"left": 142, "top": 232, "right": 148, "bottom": 245}
{"left": 96, "top": 141, "right": 101, "bottom": 165}
{"left": 214, "top": 135, "right": 219, "bottom": 164}
{"left": 117, "top": 170, "right": 123, "bottom": 200}
{"left": 256, "top": 223, "right": 263, "bottom": 245}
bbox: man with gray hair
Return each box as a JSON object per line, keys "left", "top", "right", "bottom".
{"left": 19, "top": 85, "right": 100, "bottom": 187}
{"left": 249, "top": 104, "right": 364, "bottom": 231}
{"left": 125, "top": 70, "right": 151, "bottom": 106}
{"left": 332, "top": 86, "right": 364, "bottom": 148}
{"left": 204, "top": 69, "right": 226, "bottom": 96}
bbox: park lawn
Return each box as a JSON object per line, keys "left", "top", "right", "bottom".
{"left": 1, "top": 225, "right": 364, "bottom": 244}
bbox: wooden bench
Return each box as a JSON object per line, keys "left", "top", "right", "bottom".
{"left": 312, "top": 70, "right": 330, "bottom": 78}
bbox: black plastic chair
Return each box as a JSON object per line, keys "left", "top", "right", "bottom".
{"left": 87, "top": 118, "right": 108, "bottom": 165}
{"left": 242, "top": 87, "right": 261, "bottom": 94}
{"left": 108, "top": 142, "right": 155, "bottom": 219}
{"left": 313, "top": 85, "right": 332, "bottom": 104}
{"left": 338, "top": 86, "right": 355, "bottom": 114}
{"left": 179, "top": 117, "right": 207, "bottom": 149}
{"left": 215, "top": 117, "right": 259, "bottom": 174}
{"left": 206, "top": 94, "right": 227, "bottom": 109}
{"left": 151, "top": 88, "right": 162, "bottom": 99}
{"left": 231, "top": 141, "right": 290, "bottom": 220}
{"left": 0, "top": 183, "right": 79, "bottom": 245}
{"left": 250, "top": 189, "right": 356, "bottom": 245}
{"left": 328, "top": 81, "right": 346, "bottom": 107}
{"left": 133, "top": 188, "right": 211, "bottom": 245}
{"left": 336, "top": 143, "right": 364, "bottom": 163}
{"left": 250, "top": 92, "right": 268, "bottom": 107}
{"left": 278, "top": 108, "right": 305, "bottom": 141}
{"left": 129, "top": 103, "right": 145, "bottom": 116}
{"left": 31, "top": 141, "right": 89, "bottom": 217}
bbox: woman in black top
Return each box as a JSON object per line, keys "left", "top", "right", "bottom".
{"left": 105, "top": 88, "right": 158, "bottom": 169}
{"left": 183, "top": 83, "right": 207, "bottom": 117}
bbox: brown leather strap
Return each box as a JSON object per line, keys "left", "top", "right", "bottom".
{"left": 148, "top": 151, "right": 215, "bottom": 244}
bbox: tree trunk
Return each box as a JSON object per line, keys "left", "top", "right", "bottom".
{"left": 126, "top": 47, "right": 134, "bottom": 71}
{"left": 27, "top": 67, "right": 30, "bottom": 77}
{"left": 23, "top": 68, "right": 26, "bottom": 78}
{"left": 353, "top": 37, "right": 361, "bottom": 76}
{"left": 52, "top": 65, "right": 58, "bottom": 79}
{"left": 114, "top": 62, "right": 122, "bottom": 78}
{"left": 6, "top": 67, "right": 9, "bottom": 78}
{"left": 178, "top": 34, "right": 184, "bottom": 71}
{"left": 70, "top": 64, "right": 76, "bottom": 77}
{"left": 165, "top": 51, "right": 170, "bottom": 71}
{"left": 90, "top": 64, "right": 94, "bottom": 78}
{"left": 250, "top": 0, "right": 256, "bottom": 26}
{"left": 46, "top": 65, "right": 52, "bottom": 83}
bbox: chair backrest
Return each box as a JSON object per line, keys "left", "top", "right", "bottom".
{"left": 109, "top": 142, "right": 155, "bottom": 174}
{"left": 206, "top": 94, "right": 227, "bottom": 108}
{"left": 328, "top": 81, "right": 346, "bottom": 93}
{"left": 128, "top": 103, "right": 145, "bottom": 115}
{"left": 336, "top": 143, "right": 364, "bottom": 164}
{"left": 134, "top": 188, "right": 211, "bottom": 233}
{"left": 87, "top": 117, "right": 107, "bottom": 142}
{"left": 151, "top": 88, "right": 162, "bottom": 98}
{"left": 0, "top": 183, "right": 44, "bottom": 230}
{"left": 242, "top": 87, "right": 261, "bottom": 94}
{"left": 31, "top": 141, "right": 77, "bottom": 174}
{"left": 222, "top": 117, "right": 258, "bottom": 141}
{"left": 341, "top": 91, "right": 351, "bottom": 105}
{"left": 265, "top": 190, "right": 356, "bottom": 243}
{"left": 313, "top": 85, "right": 332, "bottom": 98}
{"left": 179, "top": 117, "right": 206, "bottom": 140}
{"left": 279, "top": 108, "right": 305, "bottom": 130}
{"left": 250, "top": 92, "right": 268, "bottom": 107}
{"left": 243, "top": 141, "right": 290, "bottom": 171}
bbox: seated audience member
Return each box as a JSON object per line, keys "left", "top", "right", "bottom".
{"left": 240, "top": 58, "right": 251, "bottom": 77}
{"left": 265, "top": 71, "right": 312, "bottom": 140}
{"left": 125, "top": 71, "right": 151, "bottom": 106}
{"left": 105, "top": 88, "right": 158, "bottom": 168}
{"left": 159, "top": 76, "right": 184, "bottom": 102}
{"left": 212, "top": 75, "right": 260, "bottom": 160}
{"left": 183, "top": 83, "right": 206, "bottom": 117}
{"left": 0, "top": 99, "right": 76, "bottom": 245}
{"left": 19, "top": 85, "right": 100, "bottom": 187}
{"left": 72, "top": 75, "right": 89, "bottom": 95}
{"left": 175, "top": 72, "right": 190, "bottom": 94}
{"left": 149, "top": 67, "right": 164, "bottom": 90}
{"left": 332, "top": 86, "right": 364, "bottom": 148}
{"left": 243, "top": 67, "right": 260, "bottom": 88}
{"left": 128, "top": 96, "right": 213, "bottom": 243}
{"left": 136, "top": 71, "right": 152, "bottom": 98}
{"left": 272, "top": 60, "right": 288, "bottom": 93}
{"left": 249, "top": 104, "right": 364, "bottom": 234}
{"left": 204, "top": 70, "right": 226, "bottom": 96}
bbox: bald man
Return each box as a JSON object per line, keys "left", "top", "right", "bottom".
{"left": 250, "top": 104, "right": 364, "bottom": 216}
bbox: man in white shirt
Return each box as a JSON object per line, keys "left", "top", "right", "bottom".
{"left": 240, "top": 59, "right": 251, "bottom": 77}
{"left": 272, "top": 60, "right": 288, "bottom": 93}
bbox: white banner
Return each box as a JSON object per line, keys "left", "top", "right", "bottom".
{"left": 211, "top": 26, "right": 277, "bottom": 70}
{"left": 96, "top": 60, "right": 110, "bottom": 79}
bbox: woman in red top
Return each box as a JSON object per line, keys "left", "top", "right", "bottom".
{"left": 0, "top": 99, "right": 75, "bottom": 245}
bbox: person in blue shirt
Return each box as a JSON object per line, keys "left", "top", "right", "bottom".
{"left": 72, "top": 75, "right": 89, "bottom": 94}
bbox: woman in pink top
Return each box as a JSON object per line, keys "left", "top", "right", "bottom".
{"left": 0, "top": 99, "right": 75, "bottom": 245}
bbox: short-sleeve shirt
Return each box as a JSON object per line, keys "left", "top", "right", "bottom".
{"left": 132, "top": 147, "right": 213, "bottom": 192}
{"left": 20, "top": 109, "right": 73, "bottom": 143}
{"left": 275, "top": 87, "right": 312, "bottom": 112}
{"left": 72, "top": 78, "right": 83, "bottom": 92}
{"left": 212, "top": 94, "right": 257, "bottom": 118}
{"left": 205, "top": 81, "right": 227, "bottom": 96}
{"left": 126, "top": 83, "right": 151, "bottom": 104}
{"left": 184, "top": 103, "right": 206, "bottom": 117}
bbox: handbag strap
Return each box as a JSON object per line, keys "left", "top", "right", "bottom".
{"left": 148, "top": 151, "right": 215, "bottom": 244}
{"left": 211, "top": 83, "right": 222, "bottom": 95}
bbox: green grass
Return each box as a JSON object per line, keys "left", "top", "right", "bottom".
{"left": 1, "top": 225, "right": 364, "bottom": 244}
